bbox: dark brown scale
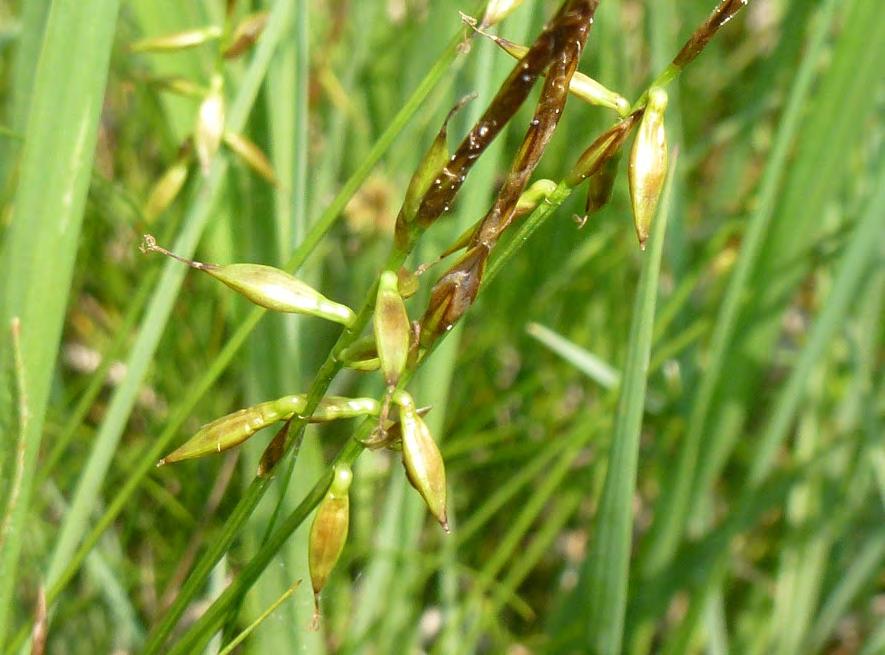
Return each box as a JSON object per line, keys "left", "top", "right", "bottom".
{"left": 419, "top": 0, "right": 599, "bottom": 347}
{"left": 471, "top": 1, "right": 594, "bottom": 249}
{"left": 414, "top": 0, "right": 583, "bottom": 229}
{"left": 673, "top": 0, "right": 749, "bottom": 69}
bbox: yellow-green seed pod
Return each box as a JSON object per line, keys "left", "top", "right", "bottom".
{"left": 195, "top": 74, "right": 225, "bottom": 175}
{"left": 312, "top": 396, "right": 381, "bottom": 421}
{"left": 375, "top": 271, "right": 410, "bottom": 389}
{"left": 144, "top": 158, "right": 190, "bottom": 223}
{"left": 157, "top": 394, "right": 379, "bottom": 465}
{"left": 309, "top": 464, "right": 352, "bottom": 599}
{"left": 207, "top": 263, "right": 356, "bottom": 325}
{"left": 141, "top": 236, "right": 357, "bottom": 325}
{"left": 479, "top": 31, "right": 629, "bottom": 115}
{"left": 130, "top": 26, "right": 223, "bottom": 53}
{"left": 514, "top": 179, "right": 557, "bottom": 217}
{"left": 148, "top": 76, "right": 207, "bottom": 99}
{"left": 397, "top": 267, "right": 420, "bottom": 299}
{"left": 481, "top": 0, "right": 525, "bottom": 27}
{"left": 223, "top": 131, "right": 277, "bottom": 185}
{"left": 628, "top": 87, "right": 668, "bottom": 250}
{"left": 223, "top": 11, "right": 268, "bottom": 59}
{"left": 399, "top": 117, "right": 450, "bottom": 227}
{"left": 394, "top": 391, "right": 448, "bottom": 531}
{"left": 158, "top": 394, "right": 306, "bottom": 465}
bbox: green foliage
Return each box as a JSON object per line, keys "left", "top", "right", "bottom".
{"left": 0, "top": 1, "right": 881, "bottom": 653}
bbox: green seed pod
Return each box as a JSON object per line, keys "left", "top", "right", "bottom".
{"left": 223, "top": 131, "right": 277, "bottom": 185}
{"left": 312, "top": 396, "right": 381, "bottom": 422}
{"left": 628, "top": 87, "right": 668, "bottom": 250}
{"left": 158, "top": 394, "right": 306, "bottom": 465}
{"left": 514, "top": 179, "right": 557, "bottom": 217}
{"left": 206, "top": 263, "right": 356, "bottom": 324}
{"left": 130, "top": 25, "right": 223, "bottom": 53}
{"left": 394, "top": 391, "right": 448, "bottom": 531}
{"left": 375, "top": 271, "right": 410, "bottom": 389}
{"left": 397, "top": 267, "right": 420, "bottom": 299}
{"left": 222, "top": 11, "right": 268, "bottom": 59}
{"left": 140, "top": 234, "right": 356, "bottom": 325}
{"left": 195, "top": 74, "right": 225, "bottom": 175}
{"left": 309, "top": 464, "right": 352, "bottom": 600}
{"left": 144, "top": 156, "right": 190, "bottom": 223}
{"left": 147, "top": 76, "right": 207, "bottom": 99}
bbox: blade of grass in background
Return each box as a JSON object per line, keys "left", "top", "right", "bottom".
{"left": 661, "top": 157, "right": 885, "bottom": 653}
{"left": 638, "top": 0, "right": 842, "bottom": 580}
{"left": 578, "top": 155, "right": 676, "bottom": 655}
{"left": 0, "top": 0, "right": 121, "bottom": 643}
{"left": 686, "top": 0, "right": 884, "bottom": 535}
{"left": 36, "top": 0, "right": 295, "bottom": 636}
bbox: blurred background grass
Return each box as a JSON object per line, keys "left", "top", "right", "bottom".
{"left": 0, "top": 0, "right": 882, "bottom": 653}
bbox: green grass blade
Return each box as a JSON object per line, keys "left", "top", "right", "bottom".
{"left": 639, "top": 0, "right": 841, "bottom": 578}
{"left": 0, "top": 0, "right": 121, "bottom": 642}
{"left": 579, "top": 156, "right": 676, "bottom": 655}
{"left": 41, "top": 0, "right": 296, "bottom": 603}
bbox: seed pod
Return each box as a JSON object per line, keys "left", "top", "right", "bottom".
{"left": 223, "top": 131, "right": 277, "bottom": 185}
{"left": 309, "top": 464, "right": 352, "bottom": 604}
{"left": 157, "top": 394, "right": 379, "bottom": 465}
{"left": 374, "top": 271, "right": 410, "bottom": 389}
{"left": 147, "top": 76, "right": 207, "bottom": 99}
{"left": 223, "top": 11, "right": 268, "bottom": 59}
{"left": 397, "top": 267, "right": 420, "bottom": 299}
{"left": 195, "top": 74, "right": 225, "bottom": 175}
{"left": 140, "top": 235, "right": 357, "bottom": 325}
{"left": 585, "top": 151, "right": 620, "bottom": 216}
{"left": 514, "top": 179, "right": 557, "bottom": 218}
{"left": 481, "top": 0, "right": 525, "bottom": 27}
{"left": 471, "top": 28, "right": 629, "bottom": 115}
{"left": 394, "top": 391, "right": 448, "bottom": 531}
{"left": 628, "top": 87, "right": 668, "bottom": 250}
{"left": 130, "top": 26, "right": 223, "bottom": 53}
{"left": 144, "top": 154, "right": 190, "bottom": 222}
{"left": 312, "top": 396, "right": 381, "bottom": 422}
{"left": 394, "top": 95, "right": 472, "bottom": 249}
{"left": 566, "top": 112, "right": 639, "bottom": 187}
{"left": 158, "top": 394, "right": 306, "bottom": 465}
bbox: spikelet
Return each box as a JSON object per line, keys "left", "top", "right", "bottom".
{"left": 394, "top": 391, "right": 448, "bottom": 531}
{"left": 628, "top": 88, "right": 668, "bottom": 249}
{"left": 309, "top": 464, "right": 353, "bottom": 627}
{"left": 140, "top": 235, "right": 356, "bottom": 325}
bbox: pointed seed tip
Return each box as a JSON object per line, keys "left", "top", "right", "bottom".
{"left": 156, "top": 458, "right": 166, "bottom": 467}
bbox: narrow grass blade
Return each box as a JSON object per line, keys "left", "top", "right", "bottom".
{"left": 640, "top": 0, "right": 841, "bottom": 577}
{"left": 41, "top": 0, "right": 295, "bottom": 602}
{"left": 0, "top": 0, "right": 121, "bottom": 641}
{"left": 580, "top": 155, "right": 676, "bottom": 655}
{"left": 218, "top": 580, "right": 301, "bottom": 655}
